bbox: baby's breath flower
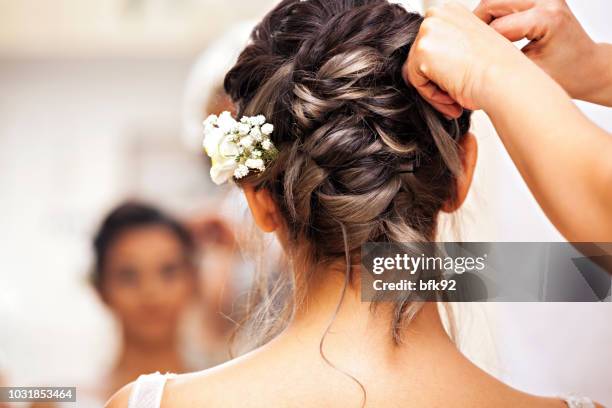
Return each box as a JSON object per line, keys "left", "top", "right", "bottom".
{"left": 261, "top": 139, "right": 273, "bottom": 151}
{"left": 234, "top": 164, "right": 249, "bottom": 179}
{"left": 261, "top": 123, "right": 274, "bottom": 135}
{"left": 237, "top": 123, "right": 250, "bottom": 135}
{"left": 245, "top": 158, "right": 265, "bottom": 171}
{"left": 250, "top": 126, "right": 262, "bottom": 141}
{"left": 239, "top": 135, "right": 254, "bottom": 148}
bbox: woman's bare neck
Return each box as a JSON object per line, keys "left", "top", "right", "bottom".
{"left": 158, "top": 264, "right": 561, "bottom": 408}
{"left": 277, "top": 263, "right": 454, "bottom": 362}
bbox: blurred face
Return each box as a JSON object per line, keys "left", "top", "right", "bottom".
{"left": 100, "top": 226, "right": 194, "bottom": 346}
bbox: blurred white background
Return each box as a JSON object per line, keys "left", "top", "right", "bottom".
{"left": 0, "top": 0, "right": 278, "bottom": 387}
{"left": 0, "top": 0, "right": 610, "bottom": 405}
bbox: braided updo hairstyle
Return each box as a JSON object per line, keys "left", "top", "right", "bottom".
{"left": 224, "top": 0, "right": 472, "bottom": 346}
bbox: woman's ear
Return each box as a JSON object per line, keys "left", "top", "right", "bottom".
{"left": 243, "top": 184, "right": 280, "bottom": 233}
{"left": 442, "top": 132, "right": 478, "bottom": 213}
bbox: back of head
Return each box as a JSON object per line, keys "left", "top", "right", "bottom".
{"left": 225, "top": 0, "right": 472, "bottom": 265}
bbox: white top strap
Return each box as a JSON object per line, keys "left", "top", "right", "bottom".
{"left": 562, "top": 395, "right": 596, "bottom": 408}
{"left": 127, "top": 372, "right": 176, "bottom": 408}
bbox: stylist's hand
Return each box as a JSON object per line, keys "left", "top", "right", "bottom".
{"left": 403, "top": 2, "right": 528, "bottom": 118}
{"left": 474, "top": 0, "right": 612, "bottom": 106}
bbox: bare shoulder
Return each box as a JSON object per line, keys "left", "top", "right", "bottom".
{"left": 104, "top": 382, "right": 133, "bottom": 408}
{"left": 158, "top": 372, "right": 216, "bottom": 407}
{"left": 101, "top": 371, "right": 238, "bottom": 408}
{"left": 102, "top": 344, "right": 286, "bottom": 408}
{"left": 441, "top": 353, "right": 601, "bottom": 408}
{"left": 103, "top": 345, "right": 606, "bottom": 408}
{"left": 160, "top": 357, "right": 276, "bottom": 407}
{"left": 487, "top": 387, "right": 604, "bottom": 408}
{"left": 102, "top": 374, "right": 215, "bottom": 408}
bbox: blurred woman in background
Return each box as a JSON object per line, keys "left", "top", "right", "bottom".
{"left": 91, "top": 202, "right": 197, "bottom": 400}
{"left": 30, "top": 203, "right": 199, "bottom": 408}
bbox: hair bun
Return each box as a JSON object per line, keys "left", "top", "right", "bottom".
{"left": 224, "top": 0, "right": 472, "bottom": 261}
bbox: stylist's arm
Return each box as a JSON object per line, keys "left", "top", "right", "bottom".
{"left": 403, "top": 2, "right": 612, "bottom": 241}
{"left": 474, "top": 0, "right": 612, "bottom": 107}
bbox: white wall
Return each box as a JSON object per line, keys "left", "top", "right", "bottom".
{"left": 0, "top": 58, "right": 206, "bottom": 385}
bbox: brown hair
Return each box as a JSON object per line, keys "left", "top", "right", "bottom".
{"left": 224, "top": 0, "right": 471, "bottom": 351}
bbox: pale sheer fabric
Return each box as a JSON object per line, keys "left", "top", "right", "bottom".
{"left": 127, "top": 371, "right": 596, "bottom": 408}
{"left": 127, "top": 372, "right": 177, "bottom": 408}
{"left": 563, "top": 395, "right": 597, "bottom": 408}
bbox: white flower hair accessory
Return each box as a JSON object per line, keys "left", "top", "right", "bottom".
{"left": 202, "top": 111, "right": 278, "bottom": 185}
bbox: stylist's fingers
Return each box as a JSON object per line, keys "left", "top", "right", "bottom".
{"left": 404, "top": 6, "right": 465, "bottom": 118}
{"left": 422, "top": 85, "right": 464, "bottom": 118}
{"left": 403, "top": 63, "right": 463, "bottom": 118}
{"left": 474, "top": 0, "right": 535, "bottom": 23}
{"left": 422, "top": 83, "right": 458, "bottom": 106}
{"left": 489, "top": 8, "right": 543, "bottom": 42}
{"left": 404, "top": 2, "right": 528, "bottom": 114}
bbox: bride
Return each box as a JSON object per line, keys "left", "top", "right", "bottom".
{"left": 107, "top": 0, "right": 597, "bottom": 406}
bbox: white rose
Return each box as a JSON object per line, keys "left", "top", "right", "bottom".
{"left": 210, "top": 157, "right": 238, "bottom": 185}
{"left": 203, "top": 114, "right": 218, "bottom": 127}
{"left": 203, "top": 122, "right": 214, "bottom": 135}
{"left": 219, "top": 136, "right": 239, "bottom": 158}
{"left": 203, "top": 127, "right": 224, "bottom": 157}
{"left": 217, "top": 111, "right": 237, "bottom": 133}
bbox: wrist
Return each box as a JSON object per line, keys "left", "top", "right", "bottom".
{"left": 577, "top": 43, "right": 612, "bottom": 106}
{"left": 477, "top": 54, "right": 536, "bottom": 113}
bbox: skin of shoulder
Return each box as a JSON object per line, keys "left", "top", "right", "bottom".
{"left": 102, "top": 348, "right": 605, "bottom": 408}
{"left": 156, "top": 350, "right": 313, "bottom": 408}
{"left": 104, "top": 382, "right": 133, "bottom": 408}
{"left": 101, "top": 303, "right": 605, "bottom": 408}
{"left": 101, "top": 346, "right": 288, "bottom": 408}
